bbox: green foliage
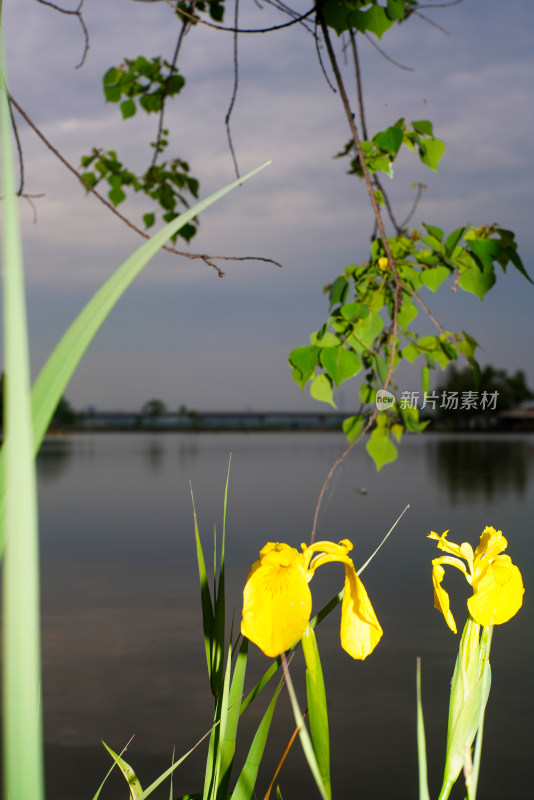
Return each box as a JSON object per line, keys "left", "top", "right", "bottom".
{"left": 322, "top": 0, "right": 416, "bottom": 38}
{"left": 336, "top": 118, "right": 445, "bottom": 179}
{"left": 103, "top": 57, "right": 185, "bottom": 117}
{"left": 302, "top": 626, "right": 332, "bottom": 800}
{"left": 80, "top": 148, "right": 199, "bottom": 243}
{"left": 289, "top": 223, "right": 530, "bottom": 469}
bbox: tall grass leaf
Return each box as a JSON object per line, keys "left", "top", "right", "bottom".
{"left": 212, "top": 522, "right": 225, "bottom": 696}
{"left": 0, "top": 160, "right": 271, "bottom": 557}
{"left": 203, "top": 644, "right": 233, "bottom": 800}
{"left": 191, "top": 485, "right": 215, "bottom": 685}
{"left": 217, "top": 638, "right": 248, "bottom": 799}
{"left": 102, "top": 741, "right": 144, "bottom": 799}
{"left": 301, "top": 626, "right": 331, "bottom": 800}
{"left": 91, "top": 738, "right": 135, "bottom": 800}
{"left": 240, "top": 658, "right": 281, "bottom": 715}
{"left": 467, "top": 626, "right": 493, "bottom": 800}
{"left": 169, "top": 748, "right": 175, "bottom": 800}
{"left": 280, "top": 657, "right": 329, "bottom": 800}
{"left": 230, "top": 678, "right": 284, "bottom": 800}
{"left": 416, "top": 658, "right": 431, "bottom": 800}
{"left": 212, "top": 457, "right": 231, "bottom": 698}
{"left": 212, "top": 645, "right": 234, "bottom": 799}
{"left": 0, "top": 27, "right": 45, "bottom": 800}
{"left": 136, "top": 722, "right": 220, "bottom": 800}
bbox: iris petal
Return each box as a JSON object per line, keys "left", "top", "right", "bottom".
{"left": 468, "top": 556, "right": 524, "bottom": 626}
{"left": 241, "top": 543, "right": 312, "bottom": 657}
{"left": 340, "top": 563, "right": 383, "bottom": 659}
{"left": 431, "top": 560, "right": 457, "bottom": 633}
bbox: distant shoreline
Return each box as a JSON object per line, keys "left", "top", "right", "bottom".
{"left": 42, "top": 407, "right": 534, "bottom": 434}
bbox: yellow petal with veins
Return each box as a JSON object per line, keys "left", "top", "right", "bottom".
{"left": 241, "top": 542, "right": 312, "bottom": 658}
{"left": 468, "top": 555, "right": 524, "bottom": 626}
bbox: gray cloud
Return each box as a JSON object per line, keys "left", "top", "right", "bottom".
{"left": 2, "top": 0, "right": 533, "bottom": 410}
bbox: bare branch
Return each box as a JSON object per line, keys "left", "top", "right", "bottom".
{"left": 149, "top": 3, "right": 194, "bottom": 169}
{"left": 399, "top": 182, "right": 427, "bottom": 230}
{"left": 162, "top": 0, "right": 316, "bottom": 34}
{"left": 363, "top": 31, "right": 414, "bottom": 71}
{"left": 34, "top": 0, "right": 89, "bottom": 68}
{"left": 9, "top": 94, "right": 282, "bottom": 275}
{"left": 225, "top": 0, "right": 241, "bottom": 178}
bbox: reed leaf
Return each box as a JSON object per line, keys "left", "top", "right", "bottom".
{"left": 0, "top": 26, "right": 45, "bottom": 800}
{"left": 416, "top": 658, "right": 431, "bottom": 800}
{"left": 302, "top": 625, "right": 331, "bottom": 800}
{"left": 230, "top": 678, "right": 284, "bottom": 800}
{"left": 102, "top": 741, "right": 144, "bottom": 799}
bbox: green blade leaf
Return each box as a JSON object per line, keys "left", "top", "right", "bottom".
{"left": 281, "top": 659, "right": 329, "bottom": 800}
{"left": 1, "top": 33, "right": 45, "bottom": 800}
{"left": 191, "top": 486, "right": 215, "bottom": 687}
{"left": 416, "top": 659, "right": 431, "bottom": 800}
{"left": 230, "top": 678, "right": 283, "bottom": 800}
{"left": 102, "top": 741, "right": 143, "bottom": 799}
{"left": 218, "top": 639, "right": 248, "bottom": 799}
{"left": 302, "top": 626, "right": 331, "bottom": 800}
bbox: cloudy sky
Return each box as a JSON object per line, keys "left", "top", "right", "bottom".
{"left": 1, "top": 0, "right": 533, "bottom": 412}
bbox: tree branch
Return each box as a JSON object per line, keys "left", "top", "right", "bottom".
{"left": 9, "top": 94, "right": 282, "bottom": 276}
{"left": 34, "top": 0, "right": 89, "bottom": 68}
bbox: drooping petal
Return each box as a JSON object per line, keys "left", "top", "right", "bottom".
{"left": 468, "top": 555, "right": 524, "bottom": 626}
{"left": 431, "top": 560, "right": 457, "bottom": 633}
{"left": 241, "top": 542, "right": 312, "bottom": 657}
{"left": 339, "top": 562, "right": 383, "bottom": 659}
{"left": 304, "top": 539, "right": 353, "bottom": 577}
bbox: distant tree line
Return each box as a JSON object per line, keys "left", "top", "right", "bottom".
{"left": 433, "top": 365, "right": 534, "bottom": 421}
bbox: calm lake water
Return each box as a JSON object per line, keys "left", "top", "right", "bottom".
{"left": 29, "top": 432, "right": 534, "bottom": 799}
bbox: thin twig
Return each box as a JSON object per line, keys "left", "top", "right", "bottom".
{"left": 225, "top": 0, "right": 241, "bottom": 178}
{"left": 163, "top": 0, "right": 315, "bottom": 33}
{"left": 7, "top": 96, "right": 24, "bottom": 195}
{"left": 314, "top": 15, "right": 337, "bottom": 94}
{"left": 413, "top": 9, "right": 450, "bottom": 35}
{"left": 149, "top": 2, "right": 195, "bottom": 169}
{"left": 9, "top": 94, "right": 282, "bottom": 275}
{"left": 399, "top": 182, "right": 426, "bottom": 230}
{"left": 35, "top": 0, "right": 89, "bottom": 68}
{"left": 363, "top": 31, "right": 414, "bottom": 71}
{"left": 349, "top": 30, "right": 368, "bottom": 140}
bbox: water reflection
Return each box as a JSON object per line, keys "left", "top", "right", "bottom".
{"left": 31, "top": 432, "right": 533, "bottom": 800}
{"left": 36, "top": 437, "right": 73, "bottom": 483}
{"left": 425, "top": 434, "right": 531, "bottom": 503}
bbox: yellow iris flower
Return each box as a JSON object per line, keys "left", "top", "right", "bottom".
{"left": 241, "top": 538, "right": 383, "bottom": 659}
{"left": 429, "top": 526, "right": 524, "bottom": 633}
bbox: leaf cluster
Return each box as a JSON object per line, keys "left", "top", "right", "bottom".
{"left": 336, "top": 118, "right": 445, "bottom": 181}
{"left": 323, "top": 0, "right": 417, "bottom": 38}
{"left": 103, "top": 57, "right": 185, "bottom": 119}
{"left": 80, "top": 147, "right": 199, "bottom": 243}
{"left": 79, "top": 55, "right": 199, "bottom": 243}
{"left": 289, "top": 223, "right": 530, "bottom": 469}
